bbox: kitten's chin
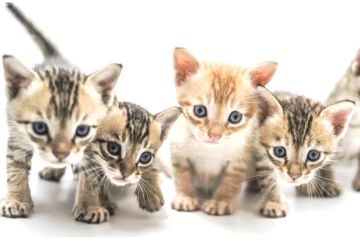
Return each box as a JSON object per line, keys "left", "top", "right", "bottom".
{"left": 110, "top": 177, "right": 139, "bottom": 186}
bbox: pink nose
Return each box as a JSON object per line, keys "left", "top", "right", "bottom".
{"left": 289, "top": 173, "right": 301, "bottom": 181}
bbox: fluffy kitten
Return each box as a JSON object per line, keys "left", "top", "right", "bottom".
{"left": 249, "top": 87, "right": 354, "bottom": 218}
{"left": 327, "top": 50, "right": 360, "bottom": 191}
{"left": 170, "top": 47, "right": 277, "bottom": 215}
{"left": 73, "top": 102, "right": 181, "bottom": 224}
{"left": 1, "top": 3, "right": 121, "bottom": 218}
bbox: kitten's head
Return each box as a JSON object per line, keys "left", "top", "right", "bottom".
{"left": 173, "top": 47, "right": 277, "bottom": 144}
{"left": 3, "top": 55, "right": 122, "bottom": 168}
{"left": 257, "top": 86, "right": 354, "bottom": 185}
{"left": 85, "top": 102, "right": 181, "bottom": 186}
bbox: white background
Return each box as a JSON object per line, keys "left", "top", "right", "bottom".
{"left": 0, "top": 0, "right": 360, "bottom": 241}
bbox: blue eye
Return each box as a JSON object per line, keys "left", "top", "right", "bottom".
{"left": 139, "top": 151, "right": 152, "bottom": 165}
{"left": 107, "top": 142, "right": 121, "bottom": 156}
{"left": 228, "top": 111, "right": 242, "bottom": 124}
{"left": 76, "top": 125, "right": 90, "bottom": 137}
{"left": 273, "top": 146, "right": 286, "bottom": 158}
{"left": 32, "top": 122, "right": 48, "bottom": 135}
{"left": 307, "top": 149, "right": 321, "bottom": 162}
{"left": 193, "top": 105, "right": 207, "bottom": 118}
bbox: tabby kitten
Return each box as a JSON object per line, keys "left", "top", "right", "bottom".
{"left": 327, "top": 50, "right": 360, "bottom": 191}
{"left": 249, "top": 87, "right": 354, "bottom": 218}
{"left": 1, "top": 3, "right": 121, "bottom": 218}
{"left": 170, "top": 47, "right": 278, "bottom": 215}
{"left": 73, "top": 102, "right": 181, "bottom": 224}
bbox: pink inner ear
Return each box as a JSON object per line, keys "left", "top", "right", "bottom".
{"left": 329, "top": 110, "right": 350, "bottom": 136}
{"left": 248, "top": 62, "right": 277, "bottom": 87}
{"left": 173, "top": 49, "right": 199, "bottom": 86}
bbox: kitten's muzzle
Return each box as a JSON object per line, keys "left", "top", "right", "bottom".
{"left": 53, "top": 150, "right": 70, "bottom": 162}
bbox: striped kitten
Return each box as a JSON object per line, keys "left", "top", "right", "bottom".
{"left": 73, "top": 102, "right": 180, "bottom": 224}
{"left": 249, "top": 87, "right": 354, "bottom": 218}
{"left": 170, "top": 48, "right": 277, "bottom": 215}
{"left": 1, "top": 3, "right": 121, "bottom": 218}
{"left": 327, "top": 50, "right": 360, "bottom": 191}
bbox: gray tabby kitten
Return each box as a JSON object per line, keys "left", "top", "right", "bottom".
{"left": 1, "top": 3, "right": 121, "bottom": 218}
{"left": 248, "top": 87, "right": 354, "bottom": 218}
{"left": 327, "top": 50, "right": 360, "bottom": 191}
{"left": 73, "top": 102, "right": 181, "bottom": 224}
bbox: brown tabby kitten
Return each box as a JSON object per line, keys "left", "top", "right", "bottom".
{"left": 249, "top": 87, "right": 354, "bottom": 218}
{"left": 73, "top": 102, "right": 181, "bottom": 224}
{"left": 1, "top": 3, "right": 121, "bottom": 218}
{"left": 170, "top": 48, "right": 278, "bottom": 215}
{"left": 327, "top": 49, "right": 360, "bottom": 191}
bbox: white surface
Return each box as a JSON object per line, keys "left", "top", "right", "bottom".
{"left": 1, "top": 0, "right": 360, "bottom": 240}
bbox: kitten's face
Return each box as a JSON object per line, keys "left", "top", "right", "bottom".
{"left": 3, "top": 56, "right": 121, "bottom": 168}
{"left": 85, "top": 103, "right": 180, "bottom": 186}
{"left": 173, "top": 48, "right": 277, "bottom": 144}
{"left": 258, "top": 87, "right": 354, "bottom": 186}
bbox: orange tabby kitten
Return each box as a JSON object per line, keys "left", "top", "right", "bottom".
{"left": 170, "top": 48, "right": 277, "bottom": 215}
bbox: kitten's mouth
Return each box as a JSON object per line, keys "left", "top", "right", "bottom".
{"left": 111, "top": 176, "right": 139, "bottom": 186}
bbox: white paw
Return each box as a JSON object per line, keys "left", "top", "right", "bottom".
{"left": 0, "top": 198, "right": 32, "bottom": 218}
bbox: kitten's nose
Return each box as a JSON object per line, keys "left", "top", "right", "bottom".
{"left": 207, "top": 126, "right": 222, "bottom": 141}
{"left": 53, "top": 150, "right": 70, "bottom": 162}
{"left": 289, "top": 173, "right": 301, "bottom": 181}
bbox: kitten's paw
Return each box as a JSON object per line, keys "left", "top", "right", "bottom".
{"left": 201, "top": 199, "right": 235, "bottom": 216}
{"left": 39, "top": 167, "right": 66, "bottom": 182}
{"left": 137, "top": 192, "right": 164, "bottom": 212}
{"left": 103, "top": 201, "right": 117, "bottom": 216}
{"left": 0, "top": 198, "right": 32, "bottom": 218}
{"left": 73, "top": 206, "right": 109, "bottom": 224}
{"left": 352, "top": 176, "right": 360, "bottom": 191}
{"left": 171, "top": 195, "right": 200, "bottom": 212}
{"left": 260, "top": 201, "right": 287, "bottom": 218}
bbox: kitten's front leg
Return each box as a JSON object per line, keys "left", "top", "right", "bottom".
{"left": 352, "top": 154, "right": 360, "bottom": 191}
{"left": 297, "top": 165, "right": 341, "bottom": 197}
{"left": 136, "top": 167, "right": 164, "bottom": 212}
{"left": 0, "top": 147, "right": 33, "bottom": 218}
{"left": 201, "top": 158, "right": 247, "bottom": 216}
{"left": 39, "top": 167, "right": 66, "bottom": 182}
{"left": 73, "top": 172, "right": 109, "bottom": 224}
{"left": 171, "top": 155, "right": 200, "bottom": 212}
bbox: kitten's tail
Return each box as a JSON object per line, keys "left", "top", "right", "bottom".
{"left": 6, "top": 2, "right": 62, "bottom": 59}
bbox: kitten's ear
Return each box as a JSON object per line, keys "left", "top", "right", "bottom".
{"left": 154, "top": 107, "right": 182, "bottom": 142}
{"left": 173, "top": 47, "right": 200, "bottom": 86}
{"left": 3, "top": 55, "right": 39, "bottom": 99}
{"left": 350, "top": 50, "right": 360, "bottom": 76}
{"left": 86, "top": 63, "right": 122, "bottom": 105}
{"left": 244, "top": 61, "right": 277, "bottom": 87}
{"left": 256, "top": 86, "right": 283, "bottom": 124}
{"left": 320, "top": 100, "right": 355, "bottom": 138}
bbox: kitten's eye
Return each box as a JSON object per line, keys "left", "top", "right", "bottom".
{"left": 228, "top": 111, "right": 242, "bottom": 124}
{"left": 273, "top": 146, "right": 286, "bottom": 158}
{"left": 139, "top": 151, "right": 152, "bottom": 165}
{"left": 307, "top": 149, "right": 321, "bottom": 162}
{"left": 32, "top": 122, "right": 48, "bottom": 135}
{"left": 193, "top": 105, "right": 207, "bottom": 118}
{"left": 107, "top": 142, "right": 121, "bottom": 156}
{"left": 76, "top": 125, "right": 90, "bottom": 138}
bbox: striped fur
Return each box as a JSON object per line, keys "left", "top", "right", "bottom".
{"left": 73, "top": 101, "right": 180, "bottom": 224}
{"left": 170, "top": 48, "right": 277, "bottom": 215}
{"left": 1, "top": 3, "right": 121, "bottom": 218}
{"left": 249, "top": 87, "right": 354, "bottom": 218}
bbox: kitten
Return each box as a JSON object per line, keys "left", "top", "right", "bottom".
{"left": 73, "top": 102, "right": 181, "bottom": 224}
{"left": 249, "top": 86, "right": 354, "bottom": 218}
{"left": 170, "top": 47, "right": 277, "bottom": 215}
{"left": 1, "top": 3, "right": 121, "bottom": 218}
{"left": 327, "top": 50, "right": 360, "bottom": 191}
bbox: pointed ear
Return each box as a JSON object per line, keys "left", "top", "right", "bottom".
{"left": 154, "top": 107, "right": 182, "bottom": 142}
{"left": 350, "top": 50, "right": 360, "bottom": 76}
{"left": 320, "top": 100, "right": 355, "bottom": 138}
{"left": 86, "top": 63, "right": 122, "bottom": 105}
{"left": 244, "top": 61, "right": 277, "bottom": 87}
{"left": 256, "top": 86, "right": 283, "bottom": 124}
{"left": 173, "top": 47, "right": 200, "bottom": 86}
{"left": 3, "top": 55, "right": 39, "bottom": 99}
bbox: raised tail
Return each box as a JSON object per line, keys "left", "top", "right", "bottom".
{"left": 6, "top": 2, "right": 62, "bottom": 59}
